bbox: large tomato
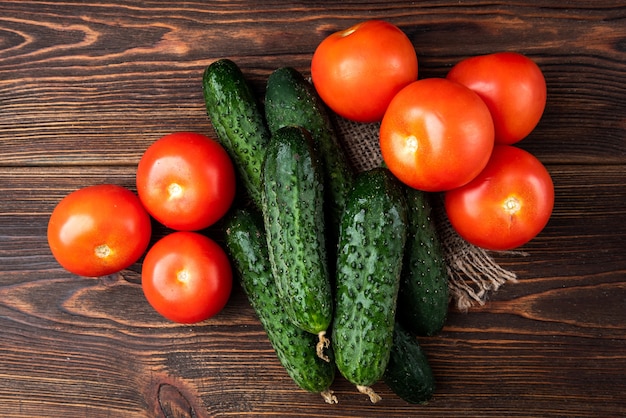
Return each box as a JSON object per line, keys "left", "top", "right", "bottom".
{"left": 311, "top": 19, "right": 418, "bottom": 123}
{"left": 141, "top": 231, "right": 233, "bottom": 324}
{"left": 136, "top": 132, "right": 236, "bottom": 231}
{"left": 380, "top": 78, "right": 495, "bottom": 192}
{"left": 47, "top": 184, "right": 152, "bottom": 277}
{"left": 446, "top": 51, "right": 547, "bottom": 145}
{"left": 445, "top": 145, "right": 554, "bottom": 251}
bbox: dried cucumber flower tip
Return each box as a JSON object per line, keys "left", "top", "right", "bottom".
{"left": 321, "top": 390, "right": 338, "bottom": 404}
{"left": 357, "top": 385, "right": 381, "bottom": 403}
{"left": 316, "top": 330, "right": 331, "bottom": 362}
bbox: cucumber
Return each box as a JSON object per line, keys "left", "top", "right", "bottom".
{"left": 264, "top": 67, "right": 354, "bottom": 235}
{"left": 383, "top": 321, "right": 436, "bottom": 404}
{"left": 331, "top": 167, "right": 408, "bottom": 403}
{"left": 224, "top": 208, "right": 337, "bottom": 404}
{"left": 261, "top": 125, "right": 333, "bottom": 359}
{"left": 397, "top": 188, "right": 449, "bottom": 336}
{"left": 202, "top": 58, "right": 270, "bottom": 208}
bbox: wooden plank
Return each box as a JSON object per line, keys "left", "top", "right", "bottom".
{"left": 0, "top": 2, "right": 625, "bottom": 166}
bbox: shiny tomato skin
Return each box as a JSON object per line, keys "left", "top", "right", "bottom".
{"left": 136, "top": 132, "right": 236, "bottom": 231}
{"left": 141, "top": 231, "right": 233, "bottom": 324}
{"left": 47, "top": 184, "right": 152, "bottom": 277}
{"left": 380, "top": 78, "right": 495, "bottom": 192}
{"left": 311, "top": 19, "right": 418, "bottom": 123}
{"left": 446, "top": 52, "right": 547, "bottom": 145}
{"left": 445, "top": 145, "right": 554, "bottom": 251}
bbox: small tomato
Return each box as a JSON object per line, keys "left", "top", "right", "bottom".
{"left": 311, "top": 19, "right": 418, "bottom": 123}
{"left": 445, "top": 145, "right": 554, "bottom": 251}
{"left": 47, "top": 184, "right": 152, "bottom": 277}
{"left": 446, "top": 51, "right": 547, "bottom": 145}
{"left": 141, "top": 231, "right": 233, "bottom": 324}
{"left": 380, "top": 78, "right": 495, "bottom": 192}
{"left": 136, "top": 132, "right": 236, "bottom": 231}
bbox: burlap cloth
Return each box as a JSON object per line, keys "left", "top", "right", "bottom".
{"left": 331, "top": 114, "right": 519, "bottom": 312}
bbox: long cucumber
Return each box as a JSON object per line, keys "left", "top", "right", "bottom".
{"left": 264, "top": 66, "right": 354, "bottom": 237}
{"left": 397, "top": 188, "right": 449, "bottom": 336}
{"left": 261, "top": 125, "right": 333, "bottom": 360}
{"left": 331, "top": 167, "right": 408, "bottom": 403}
{"left": 202, "top": 58, "right": 270, "bottom": 208}
{"left": 224, "top": 208, "right": 337, "bottom": 403}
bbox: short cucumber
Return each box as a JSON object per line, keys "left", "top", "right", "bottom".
{"left": 383, "top": 321, "right": 436, "bottom": 404}
{"left": 331, "top": 167, "right": 408, "bottom": 403}
{"left": 202, "top": 58, "right": 270, "bottom": 208}
{"left": 397, "top": 188, "right": 449, "bottom": 336}
{"left": 223, "top": 208, "right": 337, "bottom": 404}
{"left": 261, "top": 125, "right": 333, "bottom": 357}
{"left": 264, "top": 67, "right": 354, "bottom": 235}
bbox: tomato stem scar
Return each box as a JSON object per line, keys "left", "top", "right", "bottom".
{"left": 167, "top": 183, "right": 183, "bottom": 199}
{"left": 95, "top": 244, "right": 111, "bottom": 259}
{"left": 503, "top": 196, "right": 521, "bottom": 215}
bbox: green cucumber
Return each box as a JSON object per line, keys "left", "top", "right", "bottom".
{"left": 331, "top": 167, "right": 408, "bottom": 403}
{"left": 261, "top": 125, "right": 333, "bottom": 359}
{"left": 383, "top": 322, "right": 436, "bottom": 404}
{"left": 397, "top": 188, "right": 449, "bottom": 336}
{"left": 224, "top": 209, "right": 337, "bottom": 404}
{"left": 264, "top": 67, "right": 354, "bottom": 235}
{"left": 202, "top": 58, "right": 270, "bottom": 208}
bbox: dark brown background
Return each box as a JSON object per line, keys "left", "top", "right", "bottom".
{"left": 1, "top": 1, "right": 625, "bottom": 417}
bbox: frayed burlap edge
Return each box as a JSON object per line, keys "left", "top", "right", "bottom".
{"left": 330, "top": 114, "right": 519, "bottom": 312}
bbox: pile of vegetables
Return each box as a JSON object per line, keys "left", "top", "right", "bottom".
{"left": 210, "top": 58, "right": 442, "bottom": 404}
{"left": 47, "top": 18, "right": 555, "bottom": 406}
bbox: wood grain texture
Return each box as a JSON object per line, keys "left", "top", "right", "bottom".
{"left": 1, "top": 1, "right": 625, "bottom": 417}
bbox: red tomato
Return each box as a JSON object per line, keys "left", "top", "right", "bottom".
{"left": 445, "top": 145, "right": 554, "bottom": 251}
{"left": 380, "top": 78, "right": 495, "bottom": 192}
{"left": 141, "top": 231, "right": 232, "bottom": 324}
{"left": 446, "top": 52, "right": 547, "bottom": 145}
{"left": 47, "top": 184, "right": 152, "bottom": 277}
{"left": 136, "top": 132, "right": 236, "bottom": 231}
{"left": 311, "top": 19, "right": 418, "bottom": 123}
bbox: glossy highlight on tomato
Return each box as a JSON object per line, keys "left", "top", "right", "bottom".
{"left": 447, "top": 51, "right": 547, "bottom": 145}
{"left": 380, "top": 78, "right": 495, "bottom": 192}
{"left": 136, "top": 131, "right": 236, "bottom": 231}
{"left": 311, "top": 19, "right": 418, "bottom": 123}
{"left": 141, "top": 231, "right": 233, "bottom": 324}
{"left": 445, "top": 145, "right": 554, "bottom": 251}
{"left": 47, "top": 184, "right": 152, "bottom": 277}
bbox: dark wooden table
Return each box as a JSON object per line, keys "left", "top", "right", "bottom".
{"left": 1, "top": 1, "right": 625, "bottom": 417}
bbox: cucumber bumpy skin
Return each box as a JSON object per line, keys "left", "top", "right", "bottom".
{"left": 202, "top": 58, "right": 270, "bottom": 208}
{"left": 224, "top": 209, "right": 337, "bottom": 404}
{"left": 261, "top": 125, "right": 333, "bottom": 360}
{"left": 397, "top": 188, "right": 450, "bottom": 336}
{"left": 264, "top": 66, "right": 354, "bottom": 236}
{"left": 383, "top": 321, "right": 436, "bottom": 404}
{"left": 331, "top": 167, "right": 408, "bottom": 403}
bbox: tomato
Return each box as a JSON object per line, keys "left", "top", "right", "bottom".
{"left": 445, "top": 145, "right": 554, "bottom": 251}
{"left": 446, "top": 51, "right": 547, "bottom": 145}
{"left": 47, "top": 184, "right": 152, "bottom": 277}
{"left": 141, "top": 231, "right": 232, "bottom": 324}
{"left": 311, "top": 19, "right": 418, "bottom": 123}
{"left": 379, "top": 78, "right": 495, "bottom": 192}
{"left": 136, "top": 132, "right": 236, "bottom": 231}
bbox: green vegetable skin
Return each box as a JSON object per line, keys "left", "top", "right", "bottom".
{"left": 202, "top": 58, "right": 270, "bottom": 208}
{"left": 261, "top": 126, "right": 334, "bottom": 358}
{"left": 397, "top": 188, "right": 449, "bottom": 336}
{"left": 224, "top": 209, "right": 337, "bottom": 404}
{"left": 384, "top": 321, "right": 436, "bottom": 404}
{"left": 332, "top": 167, "right": 408, "bottom": 403}
{"left": 264, "top": 66, "right": 355, "bottom": 236}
